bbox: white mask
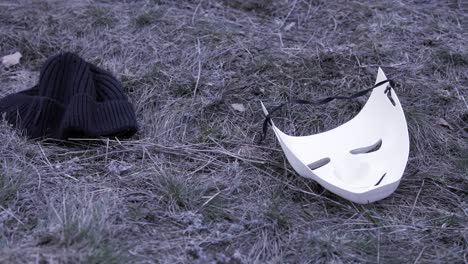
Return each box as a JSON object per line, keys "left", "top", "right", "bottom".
{"left": 261, "top": 68, "right": 409, "bottom": 204}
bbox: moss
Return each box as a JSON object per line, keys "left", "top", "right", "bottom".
{"left": 222, "top": 0, "right": 274, "bottom": 14}
{"left": 0, "top": 172, "right": 22, "bottom": 207}
{"left": 85, "top": 245, "right": 128, "bottom": 264}
{"left": 135, "top": 8, "right": 165, "bottom": 27}
{"left": 85, "top": 6, "right": 116, "bottom": 27}
{"left": 435, "top": 50, "right": 467, "bottom": 66}
{"left": 157, "top": 175, "right": 201, "bottom": 209}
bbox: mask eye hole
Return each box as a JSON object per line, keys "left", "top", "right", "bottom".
{"left": 308, "top": 157, "right": 331, "bottom": 170}
{"left": 350, "top": 139, "right": 382, "bottom": 154}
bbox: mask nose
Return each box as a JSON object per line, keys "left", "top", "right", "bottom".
{"left": 333, "top": 155, "right": 376, "bottom": 188}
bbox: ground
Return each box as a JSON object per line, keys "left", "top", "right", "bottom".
{"left": 0, "top": 0, "right": 467, "bottom": 263}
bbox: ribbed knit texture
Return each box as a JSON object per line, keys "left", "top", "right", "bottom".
{"left": 0, "top": 52, "right": 138, "bottom": 139}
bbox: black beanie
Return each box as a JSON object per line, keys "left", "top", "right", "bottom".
{"left": 0, "top": 52, "right": 138, "bottom": 139}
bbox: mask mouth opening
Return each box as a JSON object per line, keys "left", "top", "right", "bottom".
{"left": 350, "top": 139, "right": 382, "bottom": 154}
{"left": 307, "top": 157, "right": 330, "bottom": 170}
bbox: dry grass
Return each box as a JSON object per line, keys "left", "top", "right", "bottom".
{"left": 0, "top": 0, "right": 467, "bottom": 263}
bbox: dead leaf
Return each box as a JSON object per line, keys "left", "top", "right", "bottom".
{"left": 108, "top": 160, "right": 134, "bottom": 175}
{"left": 284, "top": 22, "right": 295, "bottom": 31}
{"left": 1, "top": 52, "right": 22, "bottom": 68}
{"left": 237, "top": 145, "right": 256, "bottom": 158}
{"left": 436, "top": 118, "right": 453, "bottom": 130}
{"left": 435, "top": 89, "right": 452, "bottom": 99}
{"left": 231, "top": 103, "right": 246, "bottom": 112}
{"left": 11, "top": 70, "right": 39, "bottom": 91}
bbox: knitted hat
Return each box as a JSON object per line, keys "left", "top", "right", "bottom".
{"left": 0, "top": 52, "right": 138, "bottom": 139}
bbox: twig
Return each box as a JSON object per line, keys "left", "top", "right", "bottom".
{"left": 377, "top": 230, "right": 381, "bottom": 264}
{"left": 38, "top": 143, "right": 53, "bottom": 168}
{"left": 195, "top": 191, "right": 222, "bottom": 213}
{"left": 193, "top": 37, "right": 202, "bottom": 100}
{"left": 191, "top": 0, "right": 203, "bottom": 25}
{"left": 278, "top": 33, "right": 284, "bottom": 49}
{"left": 452, "top": 84, "right": 468, "bottom": 110}
{"left": 62, "top": 173, "right": 79, "bottom": 182}
{"left": 408, "top": 179, "right": 424, "bottom": 219}
{"left": 281, "top": 0, "right": 297, "bottom": 27}
{"left": 413, "top": 246, "right": 426, "bottom": 264}
{"left": 331, "top": 16, "right": 337, "bottom": 31}
{"left": 105, "top": 137, "right": 109, "bottom": 166}
{"left": 0, "top": 206, "right": 24, "bottom": 225}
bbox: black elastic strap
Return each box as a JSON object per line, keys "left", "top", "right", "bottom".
{"left": 259, "top": 79, "right": 395, "bottom": 143}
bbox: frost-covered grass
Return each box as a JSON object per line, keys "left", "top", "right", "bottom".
{"left": 0, "top": 0, "right": 466, "bottom": 263}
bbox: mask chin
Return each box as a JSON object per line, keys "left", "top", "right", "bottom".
{"left": 261, "top": 67, "right": 410, "bottom": 204}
